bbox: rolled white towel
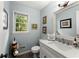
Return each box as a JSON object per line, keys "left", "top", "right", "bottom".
{"left": 13, "top": 49, "right": 19, "bottom": 56}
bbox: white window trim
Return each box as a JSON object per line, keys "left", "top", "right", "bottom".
{"left": 13, "top": 11, "right": 29, "bottom": 33}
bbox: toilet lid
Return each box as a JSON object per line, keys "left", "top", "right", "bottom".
{"left": 32, "top": 46, "right": 40, "bottom": 50}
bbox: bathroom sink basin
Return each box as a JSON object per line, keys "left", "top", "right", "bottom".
{"left": 47, "top": 41, "right": 72, "bottom": 51}
{"left": 55, "top": 42, "right": 72, "bottom": 51}
{"left": 47, "top": 41, "right": 55, "bottom": 44}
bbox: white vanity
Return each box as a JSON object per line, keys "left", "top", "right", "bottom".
{"left": 40, "top": 39, "right": 79, "bottom": 58}
{"left": 40, "top": 40, "right": 65, "bottom": 58}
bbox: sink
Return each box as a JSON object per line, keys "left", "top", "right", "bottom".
{"left": 47, "top": 41, "right": 72, "bottom": 51}
{"left": 55, "top": 42, "right": 72, "bottom": 51}
{"left": 47, "top": 41, "right": 55, "bottom": 44}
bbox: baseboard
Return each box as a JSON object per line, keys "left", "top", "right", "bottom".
{"left": 18, "top": 50, "right": 31, "bottom": 56}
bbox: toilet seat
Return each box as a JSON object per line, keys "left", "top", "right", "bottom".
{"left": 31, "top": 46, "right": 40, "bottom": 53}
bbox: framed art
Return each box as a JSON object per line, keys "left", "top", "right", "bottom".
{"left": 60, "top": 18, "right": 72, "bottom": 28}
{"left": 32, "top": 24, "right": 37, "bottom": 30}
{"left": 3, "top": 8, "right": 8, "bottom": 29}
{"left": 43, "top": 16, "right": 47, "bottom": 24}
{"left": 42, "top": 26, "right": 47, "bottom": 34}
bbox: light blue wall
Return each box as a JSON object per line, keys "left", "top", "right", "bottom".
{"left": 56, "top": 4, "right": 79, "bottom": 36}
{"left": 9, "top": 2, "right": 40, "bottom": 52}
{"left": 0, "top": 1, "right": 9, "bottom": 56}
{"left": 40, "top": 2, "right": 59, "bottom": 38}
{"left": 0, "top": 1, "right": 9, "bottom": 57}
{"left": 40, "top": 1, "right": 78, "bottom": 38}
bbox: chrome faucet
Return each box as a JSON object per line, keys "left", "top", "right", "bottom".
{"left": 62, "top": 38, "right": 65, "bottom": 43}
{"left": 73, "top": 37, "right": 78, "bottom": 47}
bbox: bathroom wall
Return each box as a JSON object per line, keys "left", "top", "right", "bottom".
{"left": 0, "top": 1, "right": 4, "bottom": 55}
{"left": 4, "top": 1, "right": 10, "bottom": 56}
{"left": 40, "top": 1, "right": 77, "bottom": 38}
{"left": 40, "top": 1, "right": 60, "bottom": 38}
{"left": 0, "top": 1, "right": 9, "bottom": 56}
{"left": 56, "top": 2, "right": 79, "bottom": 37}
{"left": 9, "top": 2, "right": 40, "bottom": 52}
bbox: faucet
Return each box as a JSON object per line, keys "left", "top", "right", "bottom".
{"left": 62, "top": 38, "right": 65, "bottom": 43}
{"left": 73, "top": 37, "right": 78, "bottom": 47}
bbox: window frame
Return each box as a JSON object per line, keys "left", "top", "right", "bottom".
{"left": 13, "top": 11, "right": 29, "bottom": 33}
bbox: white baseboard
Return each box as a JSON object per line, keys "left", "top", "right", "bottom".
{"left": 18, "top": 50, "right": 31, "bottom": 56}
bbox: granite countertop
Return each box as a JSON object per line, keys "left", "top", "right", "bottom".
{"left": 40, "top": 39, "right": 79, "bottom": 58}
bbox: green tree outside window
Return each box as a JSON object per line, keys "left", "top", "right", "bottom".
{"left": 15, "top": 14, "right": 28, "bottom": 31}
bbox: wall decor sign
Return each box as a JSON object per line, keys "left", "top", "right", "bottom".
{"left": 32, "top": 24, "right": 37, "bottom": 30}
{"left": 43, "top": 16, "right": 47, "bottom": 24}
{"left": 42, "top": 26, "right": 47, "bottom": 34}
{"left": 60, "top": 18, "right": 72, "bottom": 28}
{"left": 3, "top": 8, "right": 8, "bottom": 29}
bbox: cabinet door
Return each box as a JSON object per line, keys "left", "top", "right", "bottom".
{"left": 40, "top": 47, "right": 47, "bottom": 58}
{"left": 40, "top": 47, "right": 58, "bottom": 58}
{"left": 40, "top": 42, "right": 65, "bottom": 58}
{"left": 43, "top": 48, "right": 57, "bottom": 58}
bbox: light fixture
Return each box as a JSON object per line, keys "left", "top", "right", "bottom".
{"left": 58, "top": 1, "right": 69, "bottom": 7}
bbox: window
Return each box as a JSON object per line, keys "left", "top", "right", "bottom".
{"left": 14, "top": 12, "right": 28, "bottom": 32}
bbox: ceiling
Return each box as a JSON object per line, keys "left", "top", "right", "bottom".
{"left": 15, "top": 1, "right": 51, "bottom": 10}
{"left": 14, "top": 1, "right": 76, "bottom": 10}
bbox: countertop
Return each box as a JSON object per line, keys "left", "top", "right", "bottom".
{"left": 40, "top": 39, "right": 79, "bottom": 58}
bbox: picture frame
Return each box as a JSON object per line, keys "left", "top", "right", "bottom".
{"left": 60, "top": 18, "right": 72, "bottom": 28}
{"left": 32, "top": 24, "right": 37, "bottom": 30}
{"left": 43, "top": 16, "right": 47, "bottom": 24}
{"left": 42, "top": 26, "right": 47, "bottom": 34}
{"left": 3, "top": 8, "right": 8, "bottom": 29}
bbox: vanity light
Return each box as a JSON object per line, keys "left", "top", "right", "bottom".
{"left": 58, "top": 1, "right": 69, "bottom": 7}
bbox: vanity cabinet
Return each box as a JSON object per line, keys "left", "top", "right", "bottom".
{"left": 40, "top": 47, "right": 58, "bottom": 58}
{"left": 40, "top": 42, "right": 65, "bottom": 58}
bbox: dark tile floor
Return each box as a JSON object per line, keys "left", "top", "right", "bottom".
{"left": 15, "top": 52, "right": 40, "bottom": 58}
{"left": 16, "top": 52, "right": 33, "bottom": 58}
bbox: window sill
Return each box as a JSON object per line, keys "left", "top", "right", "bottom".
{"left": 13, "top": 31, "right": 29, "bottom": 34}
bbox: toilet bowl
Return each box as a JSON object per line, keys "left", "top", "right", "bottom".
{"left": 31, "top": 46, "right": 40, "bottom": 58}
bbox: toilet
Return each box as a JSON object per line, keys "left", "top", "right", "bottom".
{"left": 31, "top": 46, "right": 40, "bottom": 58}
